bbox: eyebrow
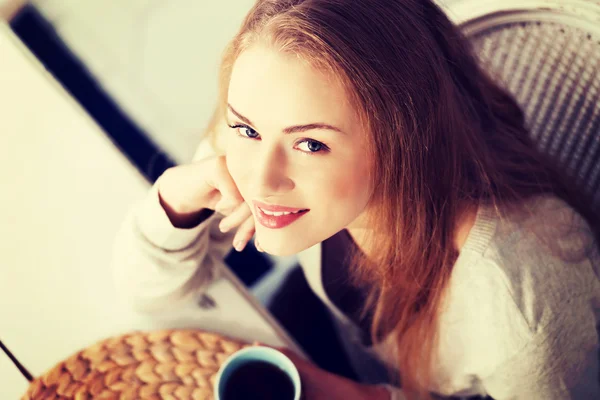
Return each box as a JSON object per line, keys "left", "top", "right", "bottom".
{"left": 227, "top": 104, "right": 345, "bottom": 135}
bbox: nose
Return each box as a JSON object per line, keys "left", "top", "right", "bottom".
{"left": 253, "top": 143, "right": 294, "bottom": 196}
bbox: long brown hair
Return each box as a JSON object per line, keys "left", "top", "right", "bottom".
{"left": 203, "top": 0, "right": 600, "bottom": 396}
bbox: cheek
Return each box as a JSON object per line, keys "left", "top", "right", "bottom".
{"left": 318, "top": 165, "right": 371, "bottom": 209}
{"left": 324, "top": 145, "right": 372, "bottom": 204}
{"left": 225, "top": 143, "right": 251, "bottom": 189}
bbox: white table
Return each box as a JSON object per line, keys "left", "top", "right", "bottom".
{"left": 0, "top": 343, "right": 30, "bottom": 398}
{"left": 0, "top": 22, "right": 302, "bottom": 380}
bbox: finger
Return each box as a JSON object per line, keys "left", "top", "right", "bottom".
{"left": 252, "top": 344, "right": 297, "bottom": 359}
{"left": 255, "top": 238, "right": 263, "bottom": 253}
{"left": 204, "top": 193, "right": 221, "bottom": 210}
{"left": 219, "top": 203, "right": 252, "bottom": 233}
{"left": 232, "top": 215, "right": 255, "bottom": 252}
{"left": 251, "top": 343, "right": 300, "bottom": 363}
{"left": 214, "top": 196, "right": 241, "bottom": 215}
{"left": 277, "top": 349, "right": 318, "bottom": 374}
{"left": 277, "top": 347, "right": 300, "bottom": 361}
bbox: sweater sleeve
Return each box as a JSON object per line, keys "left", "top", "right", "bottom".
{"left": 111, "top": 138, "right": 236, "bottom": 312}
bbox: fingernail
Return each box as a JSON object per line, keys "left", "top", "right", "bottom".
{"left": 219, "top": 223, "right": 230, "bottom": 233}
{"left": 234, "top": 241, "right": 245, "bottom": 252}
{"left": 255, "top": 241, "right": 263, "bottom": 252}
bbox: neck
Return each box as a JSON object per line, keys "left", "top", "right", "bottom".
{"left": 453, "top": 203, "right": 478, "bottom": 252}
{"left": 345, "top": 227, "right": 377, "bottom": 259}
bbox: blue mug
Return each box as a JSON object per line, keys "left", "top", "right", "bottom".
{"left": 214, "top": 346, "right": 302, "bottom": 400}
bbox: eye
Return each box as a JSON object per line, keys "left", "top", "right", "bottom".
{"left": 296, "top": 139, "right": 328, "bottom": 154}
{"left": 228, "top": 124, "right": 260, "bottom": 139}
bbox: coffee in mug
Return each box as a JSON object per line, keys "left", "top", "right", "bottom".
{"left": 215, "top": 346, "right": 301, "bottom": 400}
{"left": 223, "top": 360, "right": 295, "bottom": 399}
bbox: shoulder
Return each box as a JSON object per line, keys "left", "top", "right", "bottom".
{"left": 450, "top": 195, "right": 600, "bottom": 335}
{"left": 437, "top": 196, "right": 600, "bottom": 384}
{"left": 443, "top": 196, "right": 600, "bottom": 397}
{"left": 484, "top": 195, "right": 596, "bottom": 267}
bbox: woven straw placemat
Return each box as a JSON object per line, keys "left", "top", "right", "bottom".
{"left": 21, "top": 329, "right": 250, "bottom": 400}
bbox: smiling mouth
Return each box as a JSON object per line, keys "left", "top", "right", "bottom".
{"left": 253, "top": 202, "right": 310, "bottom": 229}
{"left": 257, "top": 207, "right": 308, "bottom": 216}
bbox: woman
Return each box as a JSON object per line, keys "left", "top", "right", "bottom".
{"left": 112, "top": 0, "right": 600, "bottom": 398}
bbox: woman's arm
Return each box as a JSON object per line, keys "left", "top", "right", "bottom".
{"left": 111, "top": 179, "right": 235, "bottom": 312}
{"left": 111, "top": 139, "right": 237, "bottom": 312}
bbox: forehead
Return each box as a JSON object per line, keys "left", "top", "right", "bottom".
{"left": 227, "top": 45, "right": 357, "bottom": 131}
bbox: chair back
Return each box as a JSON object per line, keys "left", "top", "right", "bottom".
{"left": 442, "top": 0, "right": 600, "bottom": 213}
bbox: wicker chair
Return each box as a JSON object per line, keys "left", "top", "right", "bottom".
{"left": 441, "top": 0, "right": 600, "bottom": 213}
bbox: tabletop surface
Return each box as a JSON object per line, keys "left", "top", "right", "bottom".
{"left": 0, "top": 342, "right": 29, "bottom": 399}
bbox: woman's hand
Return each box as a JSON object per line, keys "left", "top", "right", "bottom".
{"left": 260, "top": 345, "right": 390, "bottom": 400}
{"left": 158, "top": 155, "right": 257, "bottom": 252}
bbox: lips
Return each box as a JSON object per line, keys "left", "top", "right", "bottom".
{"left": 253, "top": 201, "right": 309, "bottom": 229}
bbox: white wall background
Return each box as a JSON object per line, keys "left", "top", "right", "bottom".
{"left": 33, "top": 0, "right": 256, "bottom": 164}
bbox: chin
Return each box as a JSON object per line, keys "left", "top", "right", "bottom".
{"left": 259, "top": 240, "right": 306, "bottom": 257}
{"left": 255, "top": 230, "right": 317, "bottom": 257}
{"left": 260, "top": 246, "right": 299, "bottom": 257}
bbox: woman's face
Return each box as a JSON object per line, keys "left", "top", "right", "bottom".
{"left": 226, "top": 44, "right": 372, "bottom": 256}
